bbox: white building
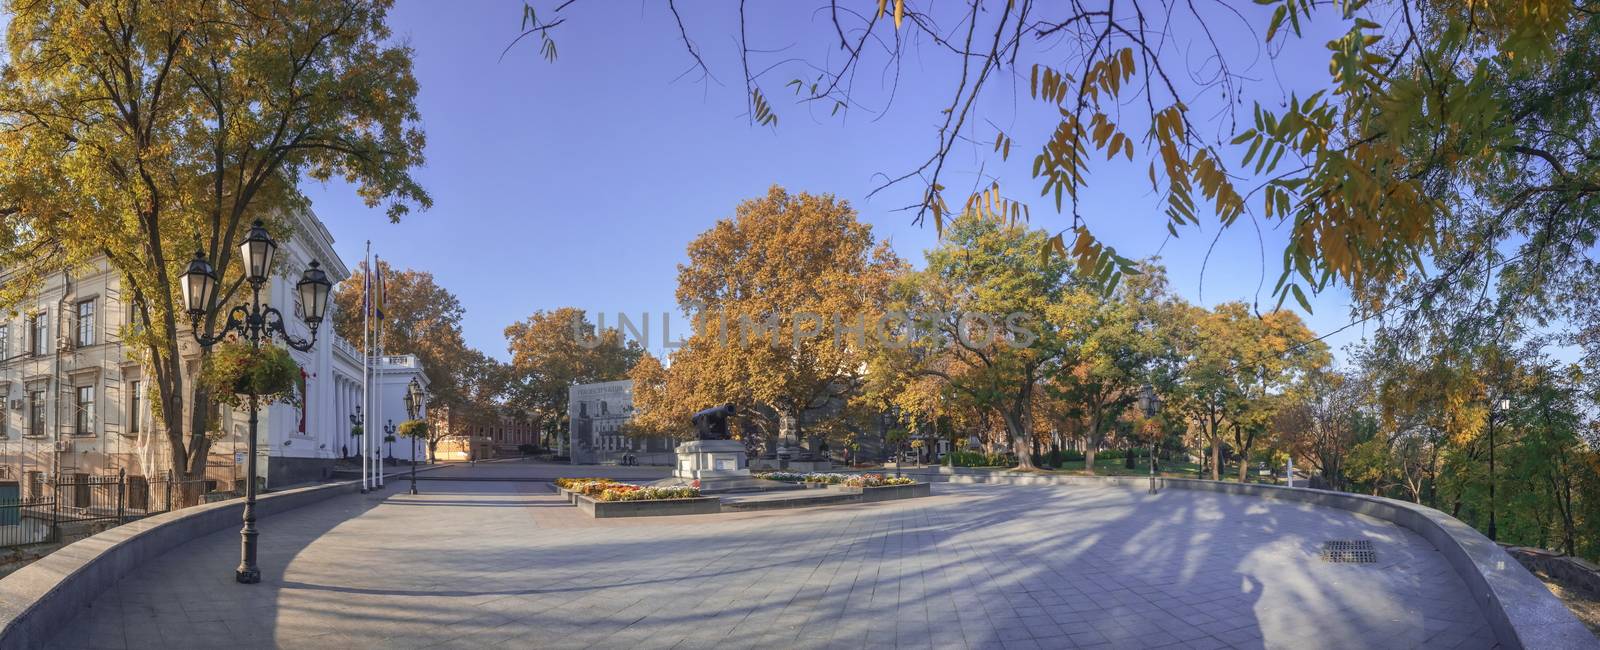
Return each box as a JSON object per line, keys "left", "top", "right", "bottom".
{"left": 0, "top": 208, "right": 412, "bottom": 492}
{"left": 367, "top": 354, "right": 430, "bottom": 464}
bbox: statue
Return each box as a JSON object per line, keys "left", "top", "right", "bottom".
{"left": 691, "top": 403, "right": 737, "bottom": 440}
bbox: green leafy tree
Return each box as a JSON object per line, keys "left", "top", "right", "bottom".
{"left": 880, "top": 214, "right": 1072, "bottom": 471}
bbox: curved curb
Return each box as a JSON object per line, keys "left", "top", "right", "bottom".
{"left": 897, "top": 467, "right": 1597, "bottom": 649}
{"left": 0, "top": 478, "right": 365, "bottom": 648}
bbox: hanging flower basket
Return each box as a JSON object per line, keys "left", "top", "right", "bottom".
{"left": 197, "top": 339, "right": 301, "bottom": 408}
{"left": 397, "top": 419, "right": 429, "bottom": 439}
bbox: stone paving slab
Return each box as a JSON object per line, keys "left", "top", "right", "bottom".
{"left": 45, "top": 466, "right": 1498, "bottom": 649}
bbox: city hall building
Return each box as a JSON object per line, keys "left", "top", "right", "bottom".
{"left": 0, "top": 209, "right": 423, "bottom": 493}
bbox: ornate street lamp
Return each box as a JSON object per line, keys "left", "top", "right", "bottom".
{"left": 383, "top": 419, "right": 397, "bottom": 464}
{"left": 182, "top": 220, "right": 331, "bottom": 585}
{"left": 1487, "top": 397, "right": 1511, "bottom": 541}
{"left": 1137, "top": 384, "right": 1162, "bottom": 495}
{"left": 405, "top": 378, "right": 423, "bottom": 495}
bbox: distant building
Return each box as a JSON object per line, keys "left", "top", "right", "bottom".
{"left": 429, "top": 405, "right": 535, "bottom": 461}
{"left": 567, "top": 379, "right": 672, "bottom": 465}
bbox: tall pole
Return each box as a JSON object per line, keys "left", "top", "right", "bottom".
{"left": 1487, "top": 408, "right": 1498, "bottom": 541}
{"left": 375, "top": 256, "right": 384, "bottom": 488}
{"left": 361, "top": 242, "right": 371, "bottom": 493}
{"left": 237, "top": 285, "right": 263, "bottom": 584}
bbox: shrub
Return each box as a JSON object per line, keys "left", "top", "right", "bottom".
{"left": 597, "top": 486, "right": 701, "bottom": 501}
{"left": 518, "top": 443, "right": 538, "bottom": 455}
{"left": 945, "top": 450, "right": 1015, "bottom": 467}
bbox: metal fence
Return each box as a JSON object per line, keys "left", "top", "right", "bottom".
{"left": 0, "top": 472, "right": 241, "bottom": 549}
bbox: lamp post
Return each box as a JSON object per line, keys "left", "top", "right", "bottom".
{"left": 1137, "top": 384, "right": 1162, "bottom": 495}
{"left": 404, "top": 378, "right": 423, "bottom": 495}
{"left": 1487, "top": 397, "right": 1510, "bottom": 541}
{"left": 181, "top": 220, "right": 331, "bottom": 585}
{"left": 348, "top": 406, "right": 363, "bottom": 458}
{"left": 383, "top": 420, "right": 397, "bottom": 467}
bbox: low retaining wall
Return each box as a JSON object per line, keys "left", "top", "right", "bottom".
{"left": 0, "top": 479, "right": 363, "bottom": 648}
{"left": 860, "top": 482, "right": 933, "bottom": 502}
{"left": 573, "top": 493, "right": 721, "bottom": 518}
{"left": 897, "top": 467, "right": 1595, "bottom": 650}
{"left": 1507, "top": 546, "right": 1600, "bottom": 596}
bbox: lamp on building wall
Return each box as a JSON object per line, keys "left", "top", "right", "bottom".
{"left": 181, "top": 220, "right": 331, "bottom": 585}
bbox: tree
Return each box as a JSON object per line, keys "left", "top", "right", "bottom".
{"left": 333, "top": 266, "right": 480, "bottom": 414}
{"left": 882, "top": 214, "right": 1072, "bottom": 471}
{"left": 1179, "top": 303, "right": 1328, "bottom": 481}
{"left": 0, "top": 0, "right": 428, "bottom": 497}
{"left": 1045, "top": 263, "right": 1174, "bottom": 473}
{"left": 504, "top": 307, "right": 641, "bottom": 446}
{"left": 511, "top": 2, "right": 1596, "bottom": 322}
{"left": 665, "top": 185, "right": 903, "bottom": 452}
{"left": 1275, "top": 369, "right": 1369, "bottom": 491}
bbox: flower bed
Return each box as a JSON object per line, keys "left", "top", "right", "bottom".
{"left": 754, "top": 471, "right": 850, "bottom": 485}
{"left": 844, "top": 473, "right": 916, "bottom": 488}
{"left": 596, "top": 486, "right": 701, "bottom": 502}
{"left": 553, "top": 477, "right": 614, "bottom": 489}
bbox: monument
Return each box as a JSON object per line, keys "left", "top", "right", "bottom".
{"left": 656, "top": 404, "right": 799, "bottom": 494}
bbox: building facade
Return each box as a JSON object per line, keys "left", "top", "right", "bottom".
{"left": 429, "top": 405, "right": 536, "bottom": 461}
{"left": 566, "top": 379, "right": 673, "bottom": 465}
{"left": 0, "top": 208, "right": 380, "bottom": 491}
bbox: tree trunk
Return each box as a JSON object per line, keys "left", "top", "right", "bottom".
{"left": 1210, "top": 427, "right": 1221, "bottom": 482}
{"left": 1084, "top": 446, "right": 1097, "bottom": 475}
{"left": 1004, "top": 412, "right": 1037, "bottom": 471}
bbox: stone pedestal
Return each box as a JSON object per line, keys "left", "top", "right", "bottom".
{"left": 673, "top": 439, "right": 750, "bottom": 480}
{"left": 655, "top": 439, "right": 801, "bottom": 494}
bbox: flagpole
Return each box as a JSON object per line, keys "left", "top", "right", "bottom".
{"left": 375, "top": 256, "right": 385, "bottom": 488}
{"left": 361, "top": 242, "right": 371, "bottom": 493}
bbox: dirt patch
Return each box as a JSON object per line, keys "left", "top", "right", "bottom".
{"left": 1535, "top": 570, "right": 1600, "bottom": 639}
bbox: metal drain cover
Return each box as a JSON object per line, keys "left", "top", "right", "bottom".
{"left": 1320, "top": 540, "right": 1376, "bottom": 563}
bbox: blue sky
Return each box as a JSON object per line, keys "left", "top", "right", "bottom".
{"left": 302, "top": 1, "right": 1373, "bottom": 363}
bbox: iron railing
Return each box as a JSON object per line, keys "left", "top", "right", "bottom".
{"left": 0, "top": 472, "right": 242, "bottom": 549}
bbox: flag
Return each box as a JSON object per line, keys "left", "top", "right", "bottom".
{"left": 375, "top": 257, "right": 386, "bottom": 321}
{"left": 361, "top": 259, "right": 372, "bottom": 318}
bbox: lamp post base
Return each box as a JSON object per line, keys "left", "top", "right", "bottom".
{"left": 236, "top": 566, "right": 261, "bottom": 584}
{"left": 409, "top": 486, "right": 418, "bottom": 495}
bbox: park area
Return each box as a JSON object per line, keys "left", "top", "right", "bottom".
{"left": 39, "top": 462, "right": 1507, "bottom": 649}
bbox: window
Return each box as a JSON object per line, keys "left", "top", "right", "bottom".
{"left": 29, "top": 314, "right": 46, "bottom": 356}
{"left": 75, "top": 385, "right": 95, "bottom": 435}
{"left": 128, "top": 380, "right": 141, "bottom": 434}
{"left": 75, "top": 300, "right": 95, "bottom": 346}
{"left": 26, "top": 471, "right": 43, "bottom": 499}
{"left": 28, "top": 390, "right": 44, "bottom": 436}
{"left": 0, "top": 324, "right": 8, "bottom": 359}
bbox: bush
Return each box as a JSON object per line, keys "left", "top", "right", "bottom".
{"left": 945, "top": 450, "right": 1015, "bottom": 467}
{"left": 518, "top": 443, "right": 538, "bottom": 455}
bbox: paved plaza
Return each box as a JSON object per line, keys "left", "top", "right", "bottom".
{"left": 47, "top": 462, "right": 1497, "bottom": 649}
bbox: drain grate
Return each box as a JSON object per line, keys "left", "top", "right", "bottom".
{"left": 1320, "top": 539, "right": 1376, "bottom": 563}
